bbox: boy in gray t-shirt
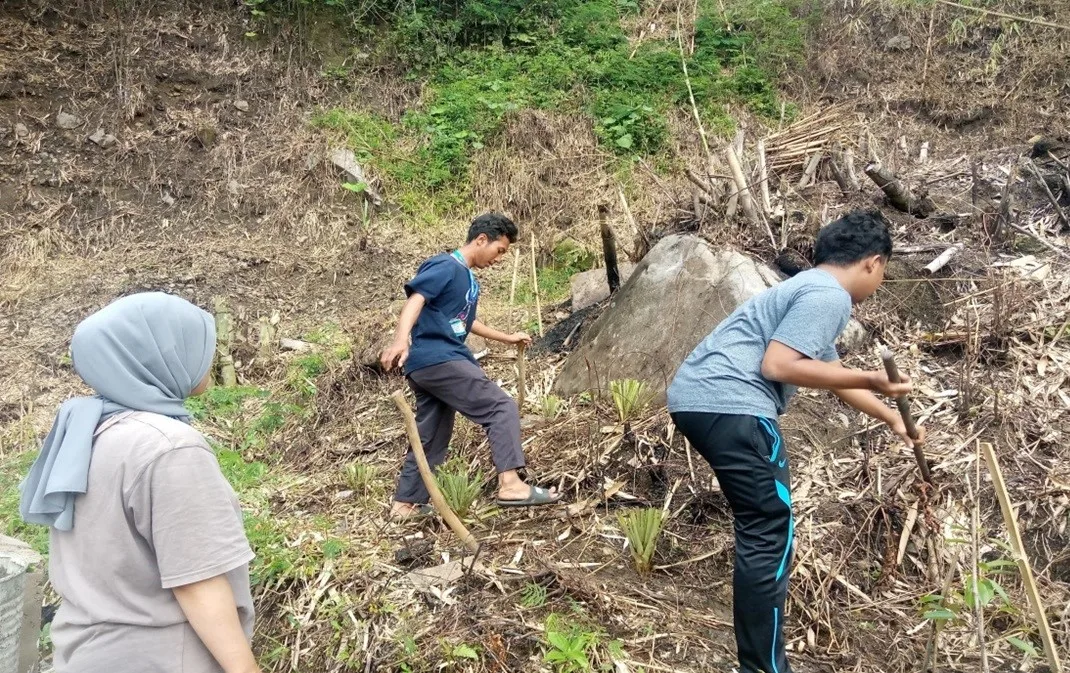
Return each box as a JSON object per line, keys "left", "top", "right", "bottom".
{"left": 667, "top": 210, "right": 925, "bottom": 673}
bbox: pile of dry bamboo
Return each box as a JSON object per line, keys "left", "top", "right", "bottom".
{"left": 763, "top": 107, "right": 856, "bottom": 176}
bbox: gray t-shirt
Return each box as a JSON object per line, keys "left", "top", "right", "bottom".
{"left": 667, "top": 268, "right": 852, "bottom": 418}
{"left": 49, "top": 411, "right": 255, "bottom": 673}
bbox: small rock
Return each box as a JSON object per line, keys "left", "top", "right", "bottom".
{"left": 87, "top": 129, "right": 118, "bottom": 148}
{"left": 14, "top": 123, "right": 29, "bottom": 138}
{"left": 195, "top": 125, "right": 217, "bottom": 149}
{"left": 227, "top": 179, "right": 241, "bottom": 195}
{"left": 328, "top": 148, "right": 383, "bottom": 205}
{"left": 280, "top": 338, "right": 314, "bottom": 352}
{"left": 334, "top": 490, "right": 354, "bottom": 500}
{"left": 233, "top": 100, "right": 249, "bottom": 112}
{"left": 885, "top": 35, "right": 912, "bottom": 52}
{"left": 55, "top": 111, "right": 82, "bottom": 130}
{"left": 161, "top": 192, "right": 176, "bottom": 206}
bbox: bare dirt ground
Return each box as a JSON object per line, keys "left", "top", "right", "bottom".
{"left": 2, "top": 1, "right": 1069, "bottom": 672}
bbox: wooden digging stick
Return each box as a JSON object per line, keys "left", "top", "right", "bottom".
{"left": 880, "top": 348, "right": 932, "bottom": 483}
{"left": 516, "top": 343, "right": 527, "bottom": 411}
{"left": 390, "top": 390, "right": 480, "bottom": 553}
{"left": 981, "top": 441, "right": 1064, "bottom": 673}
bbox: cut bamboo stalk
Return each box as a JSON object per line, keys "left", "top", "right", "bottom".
{"left": 757, "top": 139, "right": 772, "bottom": 215}
{"left": 828, "top": 144, "right": 851, "bottom": 196}
{"left": 530, "top": 233, "right": 543, "bottom": 337}
{"left": 257, "top": 311, "right": 278, "bottom": 363}
{"left": 516, "top": 343, "right": 527, "bottom": 410}
{"left": 599, "top": 207, "right": 621, "bottom": 293}
{"left": 981, "top": 441, "right": 1064, "bottom": 673}
{"left": 391, "top": 390, "right": 480, "bottom": 554}
{"left": 508, "top": 248, "right": 520, "bottom": 331}
{"left": 844, "top": 148, "right": 861, "bottom": 191}
{"left": 213, "top": 296, "right": 238, "bottom": 387}
{"left": 725, "top": 146, "right": 760, "bottom": 227}
{"left": 798, "top": 153, "right": 822, "bottom": 189}
{"left": 924, "top": 243, "right": 964, "bottom": 274}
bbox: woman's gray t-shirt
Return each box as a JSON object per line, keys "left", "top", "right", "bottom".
{"left": 49, "top": 411, "right": 254, "bottom": 673}
{"left": 667, "top": 268, "right": 853, "bottom": 418}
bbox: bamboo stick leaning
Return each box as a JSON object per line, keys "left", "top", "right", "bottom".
{"left": 391, "top": 390, "right": 480, "bottom": 554}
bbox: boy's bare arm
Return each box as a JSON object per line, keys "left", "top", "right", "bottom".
{"left": 471, "top": 319, "right": 531, "bottom": 346}
{"left": 761, "top": 340, "right": 912, "bottom": 397}
{"left": 380, "top": 294, "right": 425, "bottom": 371}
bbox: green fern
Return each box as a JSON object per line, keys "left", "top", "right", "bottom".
{"left": 617, "top": 507, "right": 665, "bottom": 574}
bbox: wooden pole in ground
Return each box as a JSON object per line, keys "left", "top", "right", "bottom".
{"left": 508, "top": 248, "right": 521, "bottom": 331}
{"left": 981, "top": 441, "right": 1064, "bottom": 673}
{"left": 880, "top": 348, "right": 931, "bottom": 483}
{"left": 599, "top": 206, "right": 620, "bottom": 294}
{"left": 757, "top": 139, "right": 773, "bottom": 216}
{"left": 516, "top": 343, "right": 527, "bottom": 411}
{"left": 725, "top": 146, "right": 760, "bottom": 225}
{"left": 529, "top": 232, "right": 543, "bottom": 337}
{"left": 390, "top": 391, "right": 480, "bottom": 554}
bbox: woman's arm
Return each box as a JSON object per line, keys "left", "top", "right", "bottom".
{"left": 173, "top": 575, "right": 260, "bottom": 673}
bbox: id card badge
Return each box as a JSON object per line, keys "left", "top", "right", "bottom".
{"left": 449, "top": 318, "right": 467, "bottom": 337}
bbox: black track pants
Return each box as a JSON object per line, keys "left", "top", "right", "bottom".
{"left": 671, "top": 412, "right": 794, "bottom": 673}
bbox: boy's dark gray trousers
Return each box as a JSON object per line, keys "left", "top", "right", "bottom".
{"left": 671, "top": 411, "right": 794, "bottom": 673}
{"left": 394, "top": 358, "right": 525, "bottom": 503}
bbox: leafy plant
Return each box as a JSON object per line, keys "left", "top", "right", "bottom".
{"left": 543, "top": 614, "right": 599, "bottom": 673}
{"left": 435, "top": 457, "right": 484, "bottom": 517}
{"left": 593, "top": 96, "right": 666, "bottom": 154}
{"left": 541, "top": 394, "right": 564, "bottom": 420}
{"left": 609, "top": 378, "right": 650, "bottom": 423}
{"left": 919, "top": 535, "right": 1034, "bottom": 658}
{"left": 520, "top": 581, "right": 549, "bottom": 608}
{"left": 617, "top": 507, "right": 665, "bottom": 574}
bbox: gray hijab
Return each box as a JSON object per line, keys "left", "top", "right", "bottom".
{"left": 19, "top": 292, "right": 216, "bottom": 530}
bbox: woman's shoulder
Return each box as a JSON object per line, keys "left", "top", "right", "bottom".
{"left": 97, "top": 411, "right": 210, "bottom": 454}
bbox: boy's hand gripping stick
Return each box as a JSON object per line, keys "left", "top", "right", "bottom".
{"left": 880, "top": 348, "right": 932, "bottom": 483}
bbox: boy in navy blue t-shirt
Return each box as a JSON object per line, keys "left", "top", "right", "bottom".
{"left": 668, "top": 210, "right": 925, "bottom": 673}
{"left": 382, "top": 213, "right": 561, "bottom": 519}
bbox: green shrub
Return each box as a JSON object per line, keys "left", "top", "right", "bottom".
{"left": 560, "top": 1, "right": 625, "bottom": 51}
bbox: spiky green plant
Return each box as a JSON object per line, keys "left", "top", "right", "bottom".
{"left": 609, "top": 379, "right": 649, "bottom": 424}
{"left": 541, "top": 394, "right": 563, "bottom": 420}
{"left": 617, "top": 507, "right": 665, "bottom": 574}
{"left": 344, "top": 462, "right": 377, "bottom": 495}
{"left": 435, "top": 458, "right": 483, "bottom": 517}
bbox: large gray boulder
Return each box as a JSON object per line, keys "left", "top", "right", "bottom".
{"left": 554, "top": 234, "right": 867, "bottom": 402}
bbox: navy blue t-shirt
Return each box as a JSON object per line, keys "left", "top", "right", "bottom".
{"left": 403, "top": 251, "right": 480, "bottom": 374}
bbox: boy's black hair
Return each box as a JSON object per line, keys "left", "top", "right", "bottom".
{"left": 814, "top": 209, "right": 893, "bottom": 266}
{"left": 467, "top": 212, "right": 518, "bottom": 244}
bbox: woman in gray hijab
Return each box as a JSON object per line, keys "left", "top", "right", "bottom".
{"left": 20, "top": 292, "right": 261, "bottom": 673}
